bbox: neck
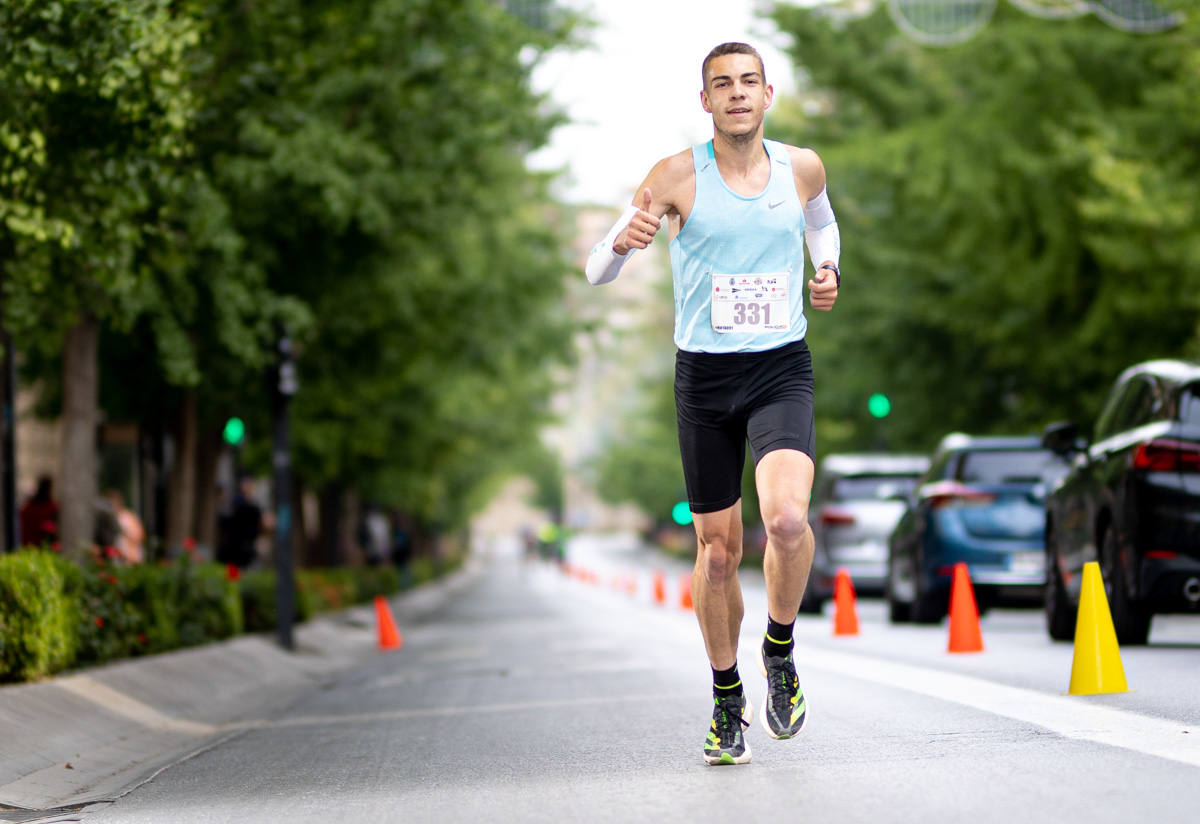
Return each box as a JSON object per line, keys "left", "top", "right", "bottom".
{"left": 712, "top": 129, "right": 766, "bottom": 172}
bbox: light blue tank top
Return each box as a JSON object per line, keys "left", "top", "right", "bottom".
{"left": 668, "top": 139, "right": 807, "bottom": 353}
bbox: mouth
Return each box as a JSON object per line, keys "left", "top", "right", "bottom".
{"left": 728, "top": 108, "right": 752, "bottom": 116}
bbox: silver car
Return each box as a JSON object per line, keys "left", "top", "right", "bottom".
{"left": 800, "top": 453, "right": 931, "bottom": 613}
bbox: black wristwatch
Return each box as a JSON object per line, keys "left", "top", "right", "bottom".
{"left": 821, "top": 263, "right": 840, "bottom": 288}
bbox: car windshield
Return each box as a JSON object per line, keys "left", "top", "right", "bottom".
{"left": 958, "top": 449, "right": 1059, "bottom": 485}
{"left": 833, "top": 475, "right": 919, "bottom": 501}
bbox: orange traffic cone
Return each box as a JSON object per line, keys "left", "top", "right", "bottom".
{"left": 947, "top": 563, "right": 983, "bottom": 653}
{"left": 679, "top": 574, "right": 694, "bottom": 611}
{"left": 374, "top": 595, "right": 403, "bottom": 651}
{"left": 833, "top": 568, "right": 860, "bottom": 636}
{"left": 653, "top": 571, "right": 666, "bottom": 605}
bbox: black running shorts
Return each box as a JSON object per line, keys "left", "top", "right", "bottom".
{"left": 674, "top": 339, "right": 815, "bottom": 514}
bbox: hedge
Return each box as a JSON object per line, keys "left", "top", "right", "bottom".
{"left": 0, "top": 547, "right": 459, "bottom": 684}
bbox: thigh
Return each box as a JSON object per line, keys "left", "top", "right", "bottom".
{"left": 755, "top": 448, "right": 816, "bottom": 523}
{"left": 745, "top": 342, "right": 815, "bottom": 465}
{"left": 675, "top": 354, "right": 746, "bottom": 514}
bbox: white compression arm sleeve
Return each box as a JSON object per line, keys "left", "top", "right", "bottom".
{"left": 803, "top": 186, "right": 841, "bottom": 274}
{"left": 585, "top": 205, "right": 640, "bottom": 285}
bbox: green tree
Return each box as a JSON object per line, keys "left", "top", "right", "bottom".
{"left": 768, "top": 1, "right": 1200, "bottom": 450}
{"left": 1, "top": 0, "right": 201, "bottom": 556}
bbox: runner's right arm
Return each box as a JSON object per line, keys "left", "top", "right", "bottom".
{"left": 585, "top": 188, "right": 660, "bottom": 285}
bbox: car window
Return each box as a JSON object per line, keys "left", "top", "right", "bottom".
{"left": 1181, "top": 384, "right": 1200, "bottom": 427}
{"left": 957, "top": 449, "right": 1060, "bottom": 485}
{"left": 1096, "top": 377, "right": 1156, "bottom": 439}
{"left": 832, "top": 475, "right": 919, "bottom": 501}
{"left": 1093, "top": 379, "right": 1128, "bottom": 441}
{"left": 925, "top": 451, "right": 955, "bottom": 482}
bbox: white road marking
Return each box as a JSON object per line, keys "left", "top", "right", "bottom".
{"left": 797, "top": 645, "right": 1200, "bottom": 768}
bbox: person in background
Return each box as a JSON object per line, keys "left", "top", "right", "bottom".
{"left": 19, "top": 475, "right": 59, "bottom": 548}
{"left": 104, "top": 488, "right": 145, "bottom": 564}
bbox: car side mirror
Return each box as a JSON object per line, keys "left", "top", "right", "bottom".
{"left": 1041, "top": 420, "right": 1081, "bottom": 455}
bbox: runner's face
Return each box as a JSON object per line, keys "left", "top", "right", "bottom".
{"left": 701, "top": 54, "right": 772, "bottom": 138}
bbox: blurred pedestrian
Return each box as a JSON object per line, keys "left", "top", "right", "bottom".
{"left": 104, "top": 488, "right": 145, "bottom": 564}
{"left": 584, "top": 42, "right": 841, "bottom": 765}
{"left": 217, "top": 475, "right": 262, "bottom": 569}
{"left": 19, "top": 475, "right": 58, "bottom": 548}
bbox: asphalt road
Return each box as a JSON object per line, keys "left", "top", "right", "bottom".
{"left": 74, "top": 533, "right": 1200, "bottom": 824}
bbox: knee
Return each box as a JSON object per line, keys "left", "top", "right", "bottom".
{"left": 698, "top": 539, "right": 740, "bottom": 585}
{"left": 762, "top": 503, "right": 810, "bottom": 548}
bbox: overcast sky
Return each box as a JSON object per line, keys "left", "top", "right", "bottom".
{"left": 527, "top": 0, "right": 810, "bottom": 206}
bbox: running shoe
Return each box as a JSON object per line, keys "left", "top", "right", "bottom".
{"left": 703, "top": 693, "right": 753, "bottom": 765}
{"left": 758, "top": 644, "right": 808, "bottom": 739}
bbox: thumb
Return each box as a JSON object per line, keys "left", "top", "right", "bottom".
{"left": 641, "top": 187, "right": 652, "bottom": 213}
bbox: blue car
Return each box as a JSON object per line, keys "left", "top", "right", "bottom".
{"left": 886, "top": 433, "right": 1067, "bottom": 624}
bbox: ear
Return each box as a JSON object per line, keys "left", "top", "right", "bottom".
{"left": 700, "top": 88, "right": 712, "bottom": 114}
{"left": 764, "top": 83, "right": 775, "bottom": 110}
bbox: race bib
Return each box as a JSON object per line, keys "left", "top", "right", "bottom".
{"left": 711, "top": 274, "right": 789, "bottom": 333}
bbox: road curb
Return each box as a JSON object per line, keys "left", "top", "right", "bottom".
{"left": 0, "top": 562, "right": 481, "bottom": 813}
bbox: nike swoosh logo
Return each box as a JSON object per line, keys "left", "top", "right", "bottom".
{"left": 769, "top": 200, "right": 785, "bottom": 209}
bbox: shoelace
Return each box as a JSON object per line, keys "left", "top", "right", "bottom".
{"left": 766, "top": 656, "right": 799, "bottom": 716}
{"left": 714, "top": 699, "right": 750, "bottom": 746}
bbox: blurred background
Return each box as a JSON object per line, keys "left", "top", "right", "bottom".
{"left": 1, "top": 0, "right": 1196, "bottom": 572}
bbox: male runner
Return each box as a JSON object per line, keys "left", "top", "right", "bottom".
{"left": 584, "top": 42, "right": 840, "bottom": 765}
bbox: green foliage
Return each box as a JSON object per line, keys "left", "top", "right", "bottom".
{"left": 768, "top": 2, "right": 1200, "bottom": 449}
{"left": 0, "top": 550, "right": 77, "bottom": 682}
{"left": 0, "top": 0, "right": 201, "bottom": 345}
{"left": 67, "top": 553, "right": 242, "bottom": 665}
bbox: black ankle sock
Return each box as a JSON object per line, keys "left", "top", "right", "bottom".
{"left": 764, "top": 615, "right": 794, "bottom": 658}
{"left": 712, "top": 664, "right": 743, "bottom": 698}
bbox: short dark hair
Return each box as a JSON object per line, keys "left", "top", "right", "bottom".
{"left": 701, "top": 42, "right": 765, "bottom": 89}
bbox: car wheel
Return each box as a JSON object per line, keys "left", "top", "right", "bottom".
{"left": 886, "top": 553, "right": 911, "bottom": 623}
{"left": 1044, "top": 531, "right": 1076, "bottom": 642}
{"left": 1100, "top": 527, "right": 1152, "bottom": 646}
{"left": 910, "top": 555, "right": 946, "bottom": 625}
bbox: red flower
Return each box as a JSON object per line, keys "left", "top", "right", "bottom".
{"left": 51, "top": 542, "right": 61, "bottom": 553}
{"left": 94, "top": 616, "right": 104, "bottom": 628}
{"left": 225, "top": 563, "right": 241, "bottom": 582}
{"left": 138, "top": 633, "right": 148, "bottom": 644}
{"left": 183, "top": 536, "right": 196, "bottom": 552}
{"left": 104, "top": 546, "right": 120, "bottom": 559}
{"left": 105, "top": 574, "right": 118, "bottom": 585}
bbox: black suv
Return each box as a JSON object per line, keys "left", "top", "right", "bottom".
{"left": 1041, "top": 359, "right": 1200, "bottom": 645}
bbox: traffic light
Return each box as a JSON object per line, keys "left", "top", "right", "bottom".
{"left": 671, "top": 501, "right": 694, "bottom": 526}
{"left": 868, "top": 393, "right": 891, "bottom": 419}
{"left": 222, "top": 416, "right": 245, "bottom": 446}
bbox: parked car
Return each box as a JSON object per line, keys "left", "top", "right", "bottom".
{"left": 886, "top": 433, "right": 1066, "bottom": 624}
{"left": 800, "top": 453, "right": 930, "bottom": 613}
{"left": 1041, "top": 359, "right": 1200, "bottom": 645}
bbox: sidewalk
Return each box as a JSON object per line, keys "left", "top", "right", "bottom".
{"left": 0, "top": 563, "right": 479, "bottom": 815}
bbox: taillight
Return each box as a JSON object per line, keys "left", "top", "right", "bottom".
{"left": 820, "top": 506, "right": 856, "bottom": 527}
{"left": 1132, "top": 439, "right": 1200, "bottom": 473}
{"left": 920, "top": 480, "right": 996, "bottom": 509}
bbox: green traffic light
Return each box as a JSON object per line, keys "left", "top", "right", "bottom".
{"left": 671, "top": 501, "right": 694, "bottom": 526}
{"left": 868, "top": 393, "right": 891, "bottom": 419}
{"left": 223, "top": 416, "right": 245, "bottom": 446}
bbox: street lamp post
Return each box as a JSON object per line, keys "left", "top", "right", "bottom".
{"left": 272, "top": 330, "right": 299, "bottom": 651}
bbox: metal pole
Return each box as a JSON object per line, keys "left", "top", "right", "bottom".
{"left": 272, "top": 331, "right": 298, "bottom": 651}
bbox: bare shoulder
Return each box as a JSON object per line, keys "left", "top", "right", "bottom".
{"left": 783, "top": 144, "right": 828, "bottom": 201}
{"left": 636, "top": 148, "right": 696, "bottom": 216}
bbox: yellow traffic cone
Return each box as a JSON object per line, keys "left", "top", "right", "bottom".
{"left": 1068, "top": 561, "right": 1129, "bottom": 695}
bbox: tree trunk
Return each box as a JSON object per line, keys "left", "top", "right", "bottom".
{"left": 59, "top": 314, "right": 99, "bottom": 559}
{"left": 167, "top": 392, "right": 197, "bottom": 554}
{"left": 192, "top": 425, "right": 222, "bottom": 559}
